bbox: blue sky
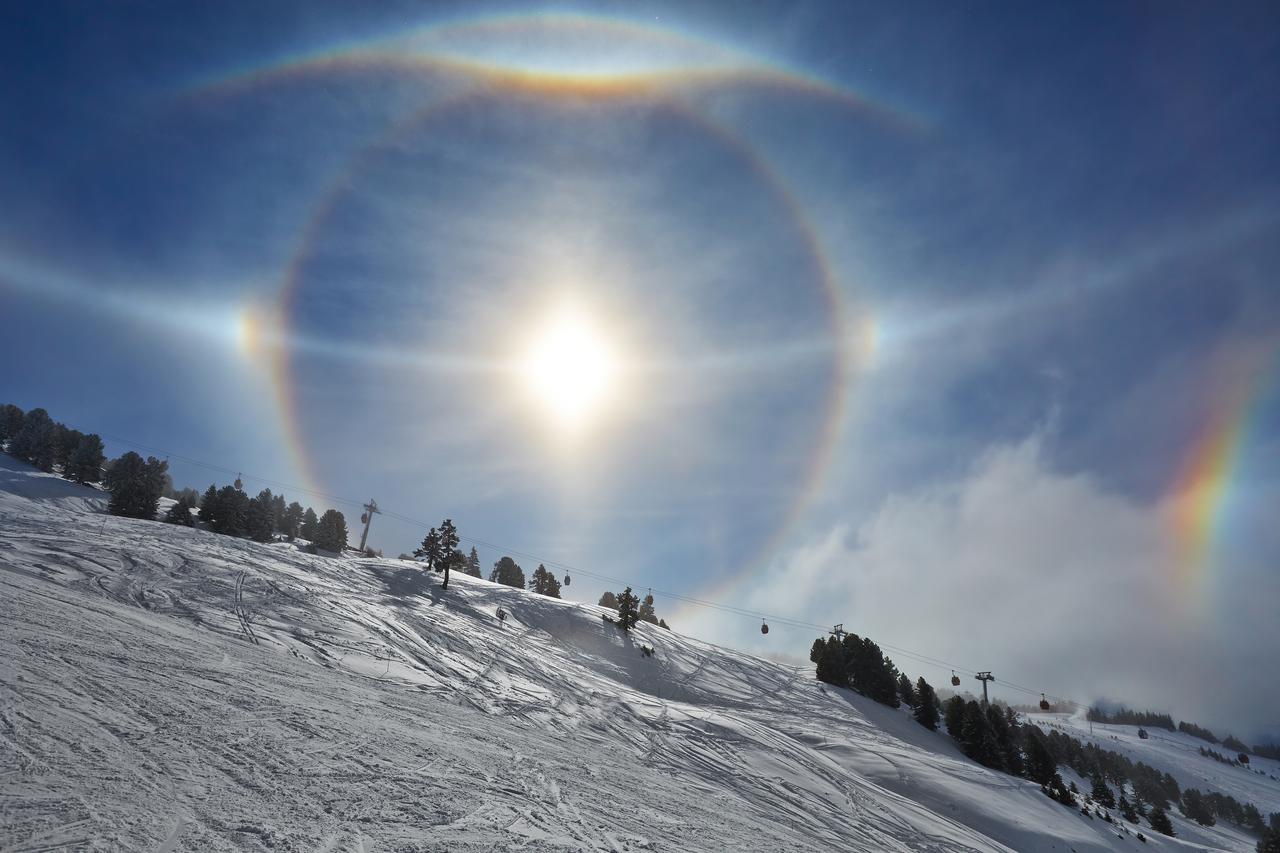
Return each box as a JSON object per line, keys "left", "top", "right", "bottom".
{"left": 2, "top": 1, "right": 1278, "bottom": 737}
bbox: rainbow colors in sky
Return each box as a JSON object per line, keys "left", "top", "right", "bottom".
{"left": 1171, "top": 344, "right": 1277, "bottom": 595}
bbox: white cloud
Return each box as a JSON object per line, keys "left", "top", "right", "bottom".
{"left": 683, "top": 433, "right": 1280, "bottom": 739}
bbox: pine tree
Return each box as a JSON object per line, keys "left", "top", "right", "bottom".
{"left": 253, "top": 489, "right": 274, "bottom": 526}
{"left": 898, "top": 673, "right": 917, "bottom": 708}
{"left": 1024, "top": 727, "right": 1057, "bottom": 785}
{"left": 211, "top": 485, "right": 248, "bottom": 535}
{"left": 281, "top": 501, "right": 304, "bottom": 538}
{"left": 464, "top": 546, "right": 482, "bottom": 577}
{"left": 658, "top": 618, "right": 670, "bottom": 629}
{"left": 53, "top": 426, "right": 83, "bottom": 473}
{"left": 913, "top": 677, "right": 940, "bottom": 730}
{"left": 65, "top": 433, "right": 106, "bottom": 484}
{"left": 1119, "top": 795, "right": 1140, "bottom": 824}
{"left": 314, "top": 509, "right": 347, "bottom": 552}
{"left": 1148, "top": 805, "right": 1174, "bottom": 836}
{"left": 270, "top": 493, "right": 287, "bottom": 531}
{"left": 1180, "top": 789, "right": 1214, "bottom": 826}
{"left": 615, "top": 587, "right": 640, "bottom": 630}
{"left": 104, "top": 452, "right": 168, "bottom": 519}
{"left": 416, "top": 527, "right": 441, "bottom": 569}
{"left": 1046, "top": 773, "right": 1076, "bottom": 807}
{"left": 810, "top": 638, "right": 825, "bottom": 664}
{"left": 490, "top": 556, "right": 525, "bottom": 588}
{"left": 198, "top": 484, "right": 219, "bottom": 523}
{"left": 529, "top": 564, "right": 561, "bottom": 598}
{"left": 598, "top": 591, "right": 618, "bottom": 609}
{"left": 437, "top": 519, "right": 459, "bottom": 589}
{"left": 300, "top": 507, "right": 319, "bottom": 540}
{"left": 164, "top": 497, "right": 195, "bottom": 527}
{"left": 9, "top": 407, "right": 56, "bottom": 471}
{"left": 1092, "top": 771, "right": 1116, "bottom": 808}
{"left": 945, "top": 695, "right": 967, "bottom": 739}
{"left": 0, "top": 404, "right": 24, "bottom": 446}
{"left": 246, "top": 495, "right": 274, "bottom": 543}
{"left": 961, "top": 700, "right": 1000, "bottom": 767}
{"left": 815, "top": 637, "right": 847, "bottom": 685}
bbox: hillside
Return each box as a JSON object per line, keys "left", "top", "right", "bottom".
{"left": 0, "top": 452, "right": 1271, "bottom": 851}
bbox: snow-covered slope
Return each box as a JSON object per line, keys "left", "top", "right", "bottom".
{"left": 1024, "top": 713, "right": 1280, "bottom": 850}
{"left": 0, "top": 452, "right": 1269, "bottom": 851}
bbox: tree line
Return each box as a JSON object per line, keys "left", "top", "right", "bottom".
{"left": 809, "top": 630, "right": 1279, "bottom": 847}
{"left": 1086, "top": 706, "right": 1175, "bottom": 730}
{"left": 1, "top": 404, "right": 107, "bottom": 484}
{"left": 599, "top": 589, "right": 669, "bottom": 631}
{"left": 1092, "top": 706, "right": 1262, "bottom": 761}
{"left": 1, "top": 402, "right": 350, "bottom": 554}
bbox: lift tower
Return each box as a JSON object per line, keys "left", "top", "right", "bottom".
{"left": 358, "top": 499, "right": 380, "bottom": 554}
{"left": 975, "top": 671, "right": 995, "bottom": 706}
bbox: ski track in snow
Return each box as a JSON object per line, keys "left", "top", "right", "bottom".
{"left": 1, "top": 454, "right": 1275, "bottom": 851}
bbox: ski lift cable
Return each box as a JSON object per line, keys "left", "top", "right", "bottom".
{"left": 90, "top": 431, "right": 1092, "bottom": 710}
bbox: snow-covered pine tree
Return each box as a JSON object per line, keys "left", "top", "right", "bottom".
{"left": 65, "top": 433, "right": 106, "bottom": 484}
{"left": 464, "top": 546, "right": 482, "bottom": 577}
{"left": 314, "top": 509, "right": 347, "bottom": 552}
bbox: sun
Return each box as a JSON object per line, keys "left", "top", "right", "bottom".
{"left": 516, "top": 304, "right": 621, "bottom": 434}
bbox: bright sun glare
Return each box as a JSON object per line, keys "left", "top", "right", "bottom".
{"left": 517, "top": 304, "right": 621, "bottom": 434}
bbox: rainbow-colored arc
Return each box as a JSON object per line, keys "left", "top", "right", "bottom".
{"left": 182, "top": 11, "right": 899, "bottom": 590}
{"left": 180, "top": 12, "right": 923, "bottom": 131}
{"left": 1171, "top": 345, "right": 1278, "bottom": 595}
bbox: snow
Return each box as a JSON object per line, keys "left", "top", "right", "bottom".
{"left": 0, "top": 451, "right": 1272, "bottom": 851}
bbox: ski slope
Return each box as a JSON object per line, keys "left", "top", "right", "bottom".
{"left": 0, "top": 452, "right": 1271, "bottom": 851}
{"left": 1024, "top": 713, "right": 1280, "bottom": 850}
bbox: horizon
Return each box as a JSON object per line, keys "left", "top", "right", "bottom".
{"left": 2, "top": 1, "right": 1278, "bottom": 741}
